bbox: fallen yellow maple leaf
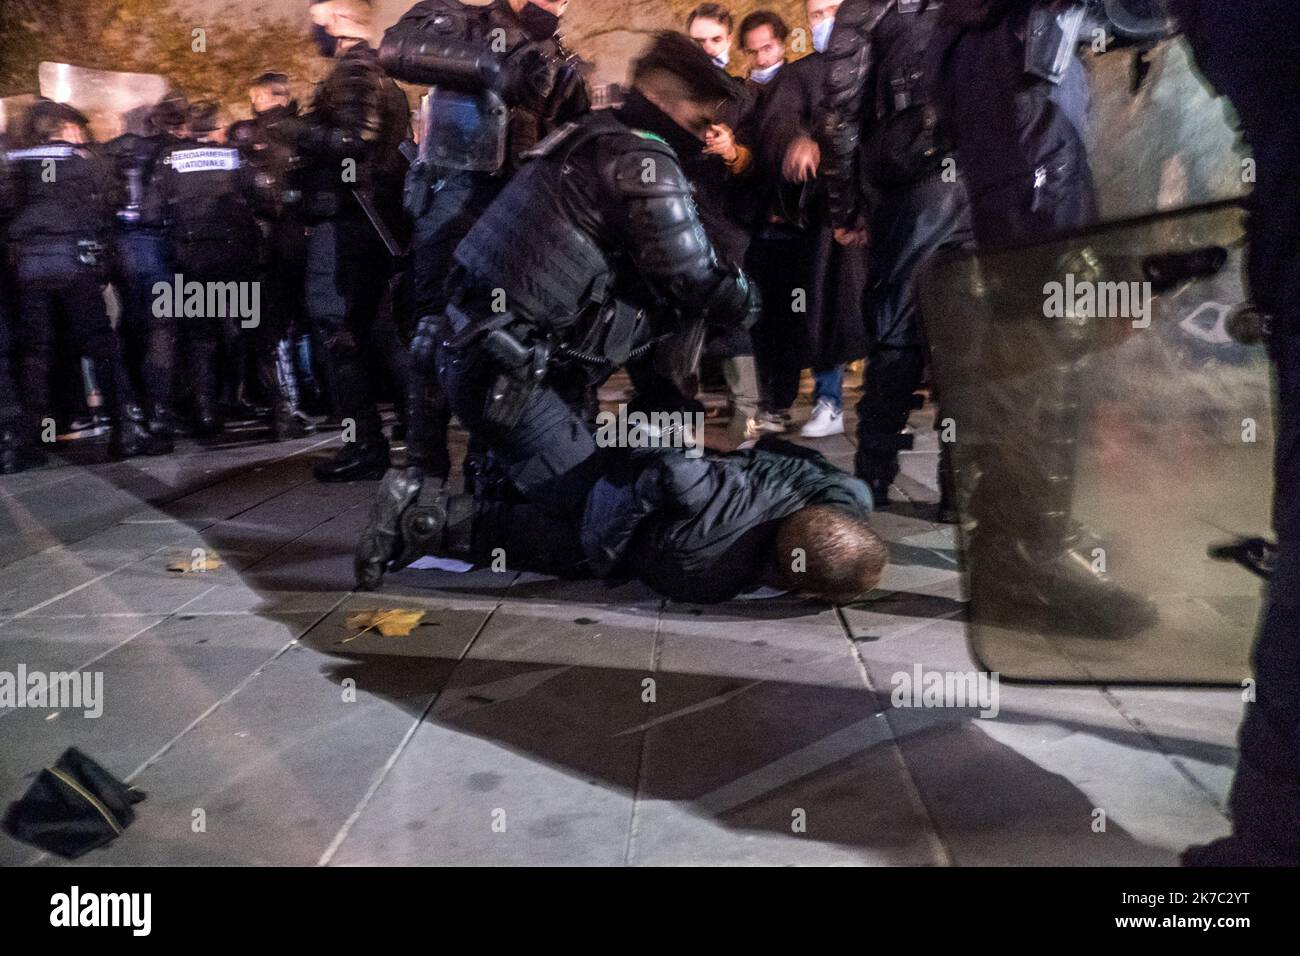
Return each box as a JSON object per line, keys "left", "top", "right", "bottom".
{"left": 343, "top": 608, "right": 426, "bottom": 641}
{"left": 166, "top": 551, "right": 223, "bottom": 574}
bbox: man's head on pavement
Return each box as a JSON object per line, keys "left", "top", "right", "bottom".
{"left": 771, "top": 506, "right": 888, "bottom": 603}
{"left": 631, "top": 31, "right": 742, "bottom": 139}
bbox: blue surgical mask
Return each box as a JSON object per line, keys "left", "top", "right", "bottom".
{"left": 812, "top": 18, "right": 835, "bottom": 54}
{"left": 749, "top": 61, "right": 782, "bottom": 84}
{"left": 711, "top": 48, "right": 730, "bottom": 70}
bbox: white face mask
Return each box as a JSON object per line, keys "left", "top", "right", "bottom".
{"left": 749, "top": 61, "right": 782, "bottom": 84}
{"left": 711, "top": 48, "right": 730, "bottom": 69}
{"left": 812, "top": 18, "right": 835, "bottom": 54}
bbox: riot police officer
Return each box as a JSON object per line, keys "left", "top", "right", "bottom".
{"left": 273, "top": 0, "right": 411, "bottom": 482}
{"left": 818, "top": 0, "right": 973, "bottom": 511}
{"left": 379, "top": 0, "right": 590, "bottom": 486}
{"left": 2, "top": 100, "right": 152, "bottom": 462}
{"left": 142, "top": 101, "right": 263, "bottom": 441}
{"left": 924, "top": 0, "right": 1159, "bottom": 637}
{"left": 1171, "top": 0, "right": 1300, "bottom": 867}
{"left": 0, "top": 133, "right": 28, "bottom": 472}
{"left": 228, "top": 73, "right": 318, "bottom": 441}
{"left": 354, "top": 32, "right": 761, "bottom": 590}
{"left": 104, "top": 95, "right": 187, "bottom": 452}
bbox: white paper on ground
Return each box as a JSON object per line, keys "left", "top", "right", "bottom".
{"left": 405, "top": 555, "right": 474, "bottom": 573}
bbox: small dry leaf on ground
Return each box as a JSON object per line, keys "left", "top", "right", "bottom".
{"left": 342, "top": 608, "right": 427, "bottom": 641}
{"left": 166, "top": 553, "right": 223, "bottom": 573}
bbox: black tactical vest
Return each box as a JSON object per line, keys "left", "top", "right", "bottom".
{"left": 3, "top": 143, "right": 112, "bottom": 245}
{"left": 451, "top": 112, "right": 624, "bottom": 326}
{"left": 865, "top": 0, "right": 954, "bottom": 186}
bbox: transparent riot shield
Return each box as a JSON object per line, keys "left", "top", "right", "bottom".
{"left": 38, "top": 62, "right": 169, "bottom": 141}
{"left": 0, "top": 95, "right": 37, "bottom": 139}
{"left": 919, "top": 200, "right": 1270, "bottom": 684}
{"left": 417, "top": 86, "right": 508, "bottom": 173}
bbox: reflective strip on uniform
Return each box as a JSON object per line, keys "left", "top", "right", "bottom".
{"left": 169, "top": 148, "right": 241, "bottom": 173}
{"left": 5, "top": 146, "right": 80, "bottom": 161}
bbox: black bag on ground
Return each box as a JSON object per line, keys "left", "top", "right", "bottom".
{"left": 2, "top": 748, "right": 145, "bottom": 858}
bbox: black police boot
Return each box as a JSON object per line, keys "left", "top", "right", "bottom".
{"left": 267, "top": 341, "right": 317, "bottom": 441}
{"left": 354, "top": 467, "right": 435, "bottom": 590}
{"left": 313, "top": 435, "right": 390, "bottom": 483}
{"left": 109, "top": 414, "right": 155, "bottom": 460}
{"left": 145, "top": 403, "right": 176, "bottom": 456}
{"left": 191, "top": 341, "right": 224, "bottom": 440}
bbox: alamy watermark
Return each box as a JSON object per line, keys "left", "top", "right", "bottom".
{"left": 594, "top": 404, "right": 706, "bottom": 459}
{"left": 1043, "top": 274, "right": 1153, "bottom": 329}
{"left": 0, "top": 666, "right": 102, "bottom": 718}
{"left": 891, "top": 665, "right": 1000, "bottom": 719}
{"left": 152, "top": 273, "right": 260, "bottom": 328}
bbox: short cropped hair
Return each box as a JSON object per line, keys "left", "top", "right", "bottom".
{"left": 738, "top": 10, "right": 790, "bottom": 44}
{"left": 687, "top": 3, "right": 734, "bottom": 32}
{"left": 772, "top": 505, "right": 888, "bottom": 603}
{"left": 187, "top": 100, "right": 223, "bottom": 134}
{"left": 21, "top": 99, "right": 89, "bottom": 146}
{"left": 630, "top": 31, "right": 743, "bottom": 105}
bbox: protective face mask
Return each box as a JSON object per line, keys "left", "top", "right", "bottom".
{"left": 749, "top": 61, "right": 782, "bottom": 84}
{"left": 812, "top": 18, "right": 835, "bottom": 54}
{"left": 711, "top": 48, "right": 730, "bottom": 69}
{"left": 517, "top": 2, "right": 560, "bottom": 41}
{"left": 311, "top": 24, "right": 337, "bottom": 57}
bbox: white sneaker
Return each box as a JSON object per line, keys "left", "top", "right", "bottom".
{"left": 754, "top": 411, "right": 788, "bottom": 435}
{"left": 800, "top": 399, "right": 844, "bottom": 438}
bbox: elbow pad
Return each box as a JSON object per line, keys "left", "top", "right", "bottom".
{"left": 378, "top": 33, "right": 502, "bottom": 91}
{"left": 704, "top": 266, "right": 761, "bottom": 331}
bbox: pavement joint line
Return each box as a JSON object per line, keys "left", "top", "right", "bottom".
{"left": 0, "top": 540, "right": 182, "bottom": 631}
{"left": 0, "top": 585, "right": 221, "bottom": 729}
{"left": 124, "top": 591, "right": 353, "bottom": 788}
{"left": 316, "top": 584, "right": 513, "bottom": 867}
{"left": 622, "top": 597, "right": 665, "bottom": 867}
{"left": 1097, "top": 686, "right": 1231, "bottom": 817}
{"left": 21, "top": 586, "right": 337, "bottom": 867}
{"left": 836, "top": 603, "right": 955, "bottom": 866}
{"left": 0, "top": 441, "right": 354, "bottom": 626}
{"left": 0, "top": 433, "right": 337, "bottom": 574}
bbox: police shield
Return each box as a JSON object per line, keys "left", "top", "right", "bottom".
{"left": 38, "top": 62, "right": 169, "bottom": 141}
{"left": 919, "top": 200, "right": 1270, "bottom": 684}
{"left": 0, "top": 95, "right": 37, "bottom": 139}
{"left": 417, "top": 86, "right": 508, "bottom": 172}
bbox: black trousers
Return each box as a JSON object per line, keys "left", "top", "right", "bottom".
{"left": 855, "top": 173, "right": 972, "bottom": 483}
{"left": 304, "top": 215, "right": 407, "bottom": 443}
{"left": 439, "top": 331, "right": 602, "bottom": 523}
{"left": 12, "top": 250, "right": 127, "bottom": 435}
{"left": 746, "top": 226, "right": 815, "bottom": 414}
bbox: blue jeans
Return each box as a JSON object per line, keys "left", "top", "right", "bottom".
{"left": 812, "top": 366, "right": 843, "bottom": 411}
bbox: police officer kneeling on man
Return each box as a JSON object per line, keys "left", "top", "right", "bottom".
{"left": 355, "top": 31, "right": 761, "bottom": 590}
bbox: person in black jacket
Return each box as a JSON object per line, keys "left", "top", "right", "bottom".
{"left": 103, "top": 94, "right": 188, "bottom": 449}
{"left": 380, "top": 0, "right": 589, "bottom": 489}
{"left": 0, "top": 133, "right": 28, "bottom": 472}
{"left": 275, "top": 0, "right": 412, "bottom": 482}
{"left": 384, "top": 439, "right": 887, "bottom": 604}
{"left": 354, "top": 32, "right": 761, "bottom": 590}
{"left": 143, "top": 101, "right": 263, "bottom": 443}
{"left": 1171, "top": 0, "right": 1300, "bottom": 868}
{"left": 2, "top": 100, "right": 152, "bottom": 463}
{"left": 227, "top": 73, "right": 319, "bottom": 442}
{"left": 817, "top": 0, "right": 972, "bottom": 506}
